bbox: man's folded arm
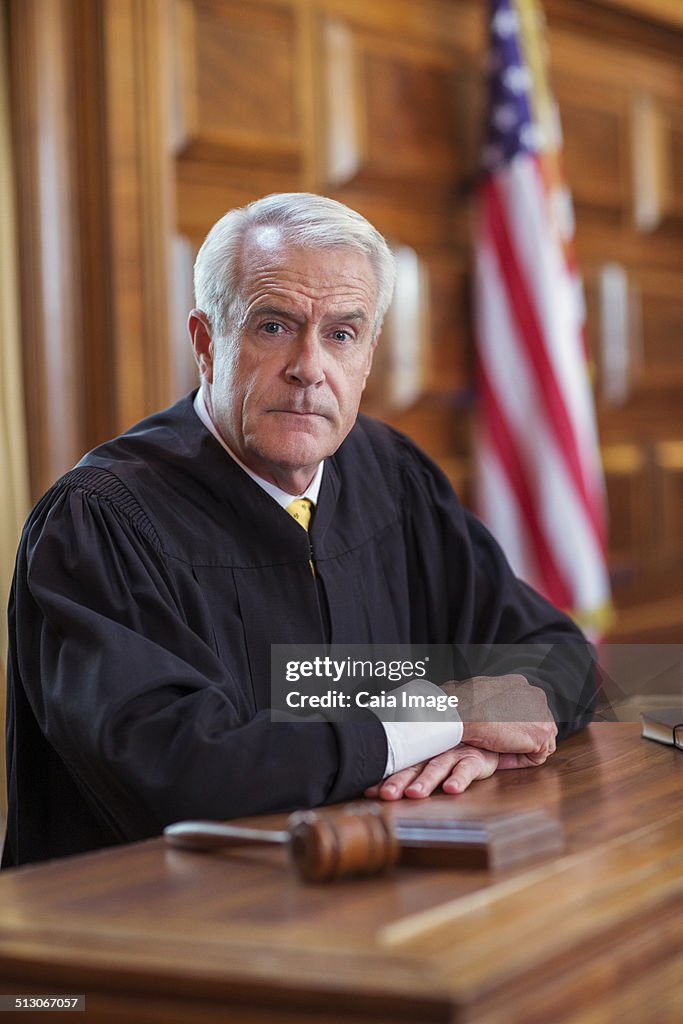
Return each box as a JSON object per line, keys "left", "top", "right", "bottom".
{"left": 12, "top": 484, "right": 388, "bottom": 843}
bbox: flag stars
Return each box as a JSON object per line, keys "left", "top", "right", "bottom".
{"left": 519, "top": 122, "right": 542, "bottom": 150}
{"left": 492, "top": 7, "right": 519, "bottom": 38}
{"left": 492, "top": 102, "right": 520, "bottom": 131}
{"left": 502, "top": 64, "right": 532, "bottom": 96}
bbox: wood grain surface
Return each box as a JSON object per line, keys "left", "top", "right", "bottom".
{"left": 0, "top": 723, "right": 681, "bottom": 1022}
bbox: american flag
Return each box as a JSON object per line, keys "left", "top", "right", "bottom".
{"left": 473, "top": 0, "right": 611, "bottom": 636}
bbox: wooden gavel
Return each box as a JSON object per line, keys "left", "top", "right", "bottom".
{"left": 164, "top": 804, "right": 563, "bottom": 881}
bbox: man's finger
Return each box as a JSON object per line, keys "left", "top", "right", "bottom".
{"left": 497, "top": 750, "right": 550, "bottom": 769}
{"left": 442, "top": 748, "right": 499, "bottom": 793}
{"left": 441, "top": 757, "right": 481, "bottom": 794}
{"left": 403, "top": 751, "right": 461, "bottom": 798}
{"left": 364, "top": 762, "right": 424, "bottom": 801}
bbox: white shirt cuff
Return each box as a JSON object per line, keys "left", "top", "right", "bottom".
{"left": 373, "top": 680, "right": 463, "bottom": 777}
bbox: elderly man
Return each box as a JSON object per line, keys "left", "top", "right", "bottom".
{"left": 3, "top": 193, "right": 592, "bottom": 867}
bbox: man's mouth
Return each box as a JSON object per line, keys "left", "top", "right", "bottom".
{"left": 270, "top": 409, "right": 326, "bottom": 418}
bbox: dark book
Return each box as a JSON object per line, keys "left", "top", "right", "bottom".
{"left": 640, "top": 708, "right": 683, "bottom": 749}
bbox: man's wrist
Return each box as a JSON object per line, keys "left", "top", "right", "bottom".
{"left": 378, "top": 680, "right": 463, "bottom": 777}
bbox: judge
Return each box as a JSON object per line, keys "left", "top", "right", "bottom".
{"left": 3, "top": 193, "right": 593, "bottom": 867}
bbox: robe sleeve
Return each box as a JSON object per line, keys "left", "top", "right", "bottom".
{"left": 462, "top": 510, "right": 597, "bottom": 737}
{"left": 13, "top": 476, "right": 387, "bottom": 844}
{"left": 397, "top": 438, "right": 596, "bottom": 739}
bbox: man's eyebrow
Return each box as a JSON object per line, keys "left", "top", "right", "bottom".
{"left": 325, "top": 309, "right": 368, "bottom": 323}
{"left": 247, "top": 305, "right": 369, "bottom": 324}
{"left": 248, "top": 304, "right": 303, "bottom": 321}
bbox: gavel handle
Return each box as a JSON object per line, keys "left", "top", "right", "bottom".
{"left": 165, "top": 808, "right": 398, "bottom": 882}
{"left": 164, "top": 820, "right": 290, "bottom": 852}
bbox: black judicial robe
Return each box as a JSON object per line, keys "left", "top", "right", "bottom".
{"left": 3, "top": 393, "right": 593, "bottom": 866}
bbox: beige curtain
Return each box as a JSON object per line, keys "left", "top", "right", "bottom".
{"left": 0, "top": 7, "right": 31, "bottom": 811}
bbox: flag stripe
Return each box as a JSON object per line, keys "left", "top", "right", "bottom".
{"left": 477, "top": 358, "right": 574, "bottom": 609}
{"left": 501, "top": 159, "right": 605, "bottom": 503}
{"left": 475, "top": 223, "right": 608, "bottom": 611}
{"left": 483, "top": 171, "right": 606, "bottom": 555}
{"left": 473, "top": 0, "right": 611, "bottom": 635}
{"left": 477, "top": 438, "right": 537, "bottom": 587}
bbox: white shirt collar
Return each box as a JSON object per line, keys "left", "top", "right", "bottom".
{"left": 193, "top": 386, "right": 324, "bottom": 508}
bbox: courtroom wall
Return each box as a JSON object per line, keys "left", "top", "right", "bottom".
{"left": 7, "top": 0, "right": 683, "bottom": 641}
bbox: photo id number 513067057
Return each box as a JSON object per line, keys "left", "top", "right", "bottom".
{"left": 0, "top": 996, "right": 85, "bottom": 1011}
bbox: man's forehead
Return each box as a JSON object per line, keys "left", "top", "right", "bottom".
{"left": 239, "top": 228, "right": 373, "bottom": 277}
{"left": 235, "top": 231, "right": 378, "bottom": 308}
{"left": 249, "top": 224, "right": 283, "bottom": 252}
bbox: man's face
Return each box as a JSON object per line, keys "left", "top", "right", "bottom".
{"left": 191, "top": 231, "right": 379, "bottom": 493}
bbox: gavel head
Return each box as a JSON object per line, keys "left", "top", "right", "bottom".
{"left": 287, "top": 804, "right": 399, "bottom": 883}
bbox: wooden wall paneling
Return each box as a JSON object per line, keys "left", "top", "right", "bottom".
{"left": 653, "top": 441, "right": 683, "bottom": 565}
{"left": 423, "top": 257, "right": 473, "bottom": 400}
{"left": 102, "top": 0, "right": 175, "bottom": 430}
{"left": 317, "top": 0, "right": 482, "bottom": 50}
{"left": 606, "top": 594, "right": 683, "bottom": 642}
{"left": 71, "top": 0, "right": 116, "bottom": 450}
{"left": 631, "top": 269, "right": 683, "bottom": 402}
{"left": 296, "top": 0, "right": 320, "bottom": 191}
{"left": 360, "top": 44, "right": 460, "bottom": 189}
{"left": 318, "top": 16, "right": 366, "bottom": 189}
{"left": 10, "top": 0, "right": 179, "bottom": 490}
{"left": 169, "top": 234, "right": 200, "bottom": 397}
{"left": 628, "top": 91, "right": 683, "bottom": 235}
{"left": 173, "top": 0, "right": 321, "bottom": 243}
{"left": 176, "top": 162, "right": 306, "bottom": 239}
{"left": 595, "top": 0, "right": 683, "bottom": 31}
{"left": 440, "top": 455, "right": 472, "bottom": 510}
{"left": 378, "top": 397, "right": 471, "bottom": 465}
{"left": 545, "top": 15, "right": 683, "bottom": 232}
{"left": 664, "top": 102, "right": 683, "bottom": 222}
{"left": 574, "top": 208, "right": 683, "bottom": 275}
{"left": 630, "top": 91, "right": 673, "bottom": 232}
{"left": 317, "top": 13, "right": 464, "bottom": 197}
{"left": 174, "top": 0, "right": 301, "bottom": 171}
{"left": 554, "top": 73, "right": 630, "bottom": 214}
{"left": 584, "top": 262, "right": 642, "bottom": 409}
{"left": 363, "top": 242, "right": 430, "bottom": 413}
{"left": 588, "top": 264, "right": 683, "bottom": 427}
{"left": 9, "top": 0, "right": 87, "bottom": 498}
{"left": 601, "top": 443, "right": 650, "bottom": 578}
{"left": 547, "top": 10, "right": 683, "bottom": 94}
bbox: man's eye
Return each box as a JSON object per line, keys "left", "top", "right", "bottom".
{"left": 262, "top": 322, "right": 282, "bottom": 334}
{"left": 331, "top": 330, "right": 352, "bottom": 343}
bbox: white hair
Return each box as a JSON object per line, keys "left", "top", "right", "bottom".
{"left": 193, "top": 193, "right": 397, "bottom": 337}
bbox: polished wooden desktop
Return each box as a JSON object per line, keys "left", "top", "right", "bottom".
{"left": 0, "top": 723, "right": 681, "bottom": 1023}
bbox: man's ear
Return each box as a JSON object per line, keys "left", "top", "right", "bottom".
{"left": 188, "top": 309, "right": 214, "bottom": 383}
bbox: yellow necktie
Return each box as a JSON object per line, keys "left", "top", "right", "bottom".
{"left": 286, "top": 499, "right": 315, "bottom": 575}
{"left": 285, "top": 498, "right": 313, "bottom": 531}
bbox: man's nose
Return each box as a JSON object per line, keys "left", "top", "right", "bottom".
{"left": 285, "top": 329, "right": 325, "bottom": 387}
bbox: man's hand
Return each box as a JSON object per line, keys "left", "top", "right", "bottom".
{"left": 365, "top": 675, "right": 557, "bottom": 801}
{"left": 444, "top": 675, "right": 557, "bottom": 762}
{"left": 364, "top": 745, "right": 499, "bottom": 800}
